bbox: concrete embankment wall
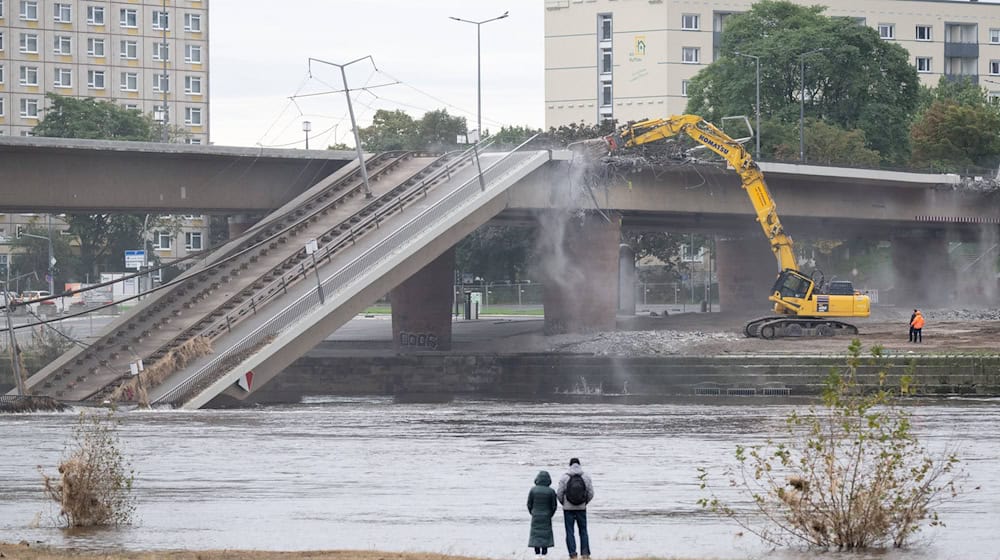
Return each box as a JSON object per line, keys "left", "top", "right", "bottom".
{"left": 213, "top": 351, "right": 1000, "bottom": 405}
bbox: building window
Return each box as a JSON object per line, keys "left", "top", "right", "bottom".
{"left": 185, "top": 138, "right": 202, "bottom": 145}
{"left": 991, "top": 60, "right": 1000, "bottom": 75}
{"left": 120, "top": 72, "right": 137, "bottom": 91}
{"left": 600, "top": 48, "right": 612, "bottom": 74}
{"left": 19, "top": 33, "right": 37, "bottom": 54}
{"left": 54, "top": 3, "right": 71, "bottom": 23}
{"left": 681, "top": 244, "right": 704, "bottom": 263}
{"left": 19, "top": 65, "right": 37, "bottom": 86}
{"left": 184, "top": 44, "right": 202, "bottom": 64}
{"left": 153, "top": 231, "right": 172, "bottom": 250}
{"left": 682, "top": 46, "right": 700, "bottom": 64}
{"left": 916, "top": 57, "right": 932, "bottom": 73}
{"left": 0, "top": 32, "right": 4, "bottom": 51}
{"left": 599, "top": 81, "right": 612, "bottom": 107}
{"left": 87, "top": 69, "right": 105, "bottom": 89}
{"left": 991, "top": 28, "right": 1000, "bottom": 44}
{"left": 0, "top": 98, "right": 4, "bottom": 117}
{"left": 184, "top": 13, "right": 201, "bottom": 32}
{"left": 87, "top": 37, "right": 104, "bottom": 57}
{"left": 184, "top": 75, "right": 202, "bottom": 94}
{"left": 123, "top": 103, "right": 138, "bottom": 111}
{"left": 184, "top": 107, "right": 202, "bottom": 125}
{"left": 878, "top": 23, "right": 894, "bottom": 40}
{"left": 0, "top": 64, "right": 4, "bottom": 84}
{"left": 152, "top": 10, "right": 168, "bottom": 30}
{"left": 120, "top": 8, "right": 137, "bottom": 28}
{"left": 53, "top": 67, "right": 72, "bottom": 88}
{"left": 153, "top": 73, "right": 169, "bottom": 93}
{"left": 184, "top": 232, "right": 202, "bottom": 251}
{"left": 54, "top": 35, "right": 72, "bottom": 55}
{"left": 120, "top": 40, "right": 137, "bottom": 60}
{"left": 598, "top": 13, "right": 612, "bottom": 42}
{"left": 989, "top": 92, "right": 1000, "bottom": 105}
{"left": 153, "top": 42, "right": 169, "bottom": 61}
{"left": 682, "top": 79, "right": 690, "bottom": 97}
{"left": 681, "top": 14, "right": 699, "bottom": 31}
{"left": 19, "top": 1, "right": 37, "bottom": 21}
{"left": 0, "top": 1, "right": 4, "bottom": 18}
{"left": 19, "top": 97, "right": 38, "bottom": 118}
{"left": 87, "top": 5, "right": 104, "bottom": 25}
{"left": 916, "top": 25, "right": 932, "bottom": 41}
{"left": 153, "top": 105, "right": 166, "bottom": 122}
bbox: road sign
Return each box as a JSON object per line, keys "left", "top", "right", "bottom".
{"left": 124, "top": 250, "right": 145, "bottom": 270}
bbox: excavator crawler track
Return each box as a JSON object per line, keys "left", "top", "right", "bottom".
{"left": 744, "top": 316, "right": 859, "bottom": 340}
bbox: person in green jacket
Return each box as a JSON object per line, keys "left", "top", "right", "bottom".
{"left": 527, "top": 470, "right": 558, "bottom": 557}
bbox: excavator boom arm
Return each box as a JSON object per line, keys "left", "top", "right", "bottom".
{"left": 607, "top": 115, "right": 798, "bottom": 274}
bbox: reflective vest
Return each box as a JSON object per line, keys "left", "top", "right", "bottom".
{"left": 911, "top": 313, "right": 925, "bottom": 329}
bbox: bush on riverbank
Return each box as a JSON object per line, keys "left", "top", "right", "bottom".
{"left": 40, "top": 409, "right": 136, "bottom": 527}
{"left": 699, "top": 339, "right": 962, "bottom": 549}
{"left": 0, "top": 326, "right": 74, "bottom": 391}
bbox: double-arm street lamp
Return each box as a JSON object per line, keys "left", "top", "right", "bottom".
{"left": 799, "top": 48, "right": 829, "bottom": 162}
{"left": 449, "top": 11, "right": 509, "bottom": 137}
{"left": 733, "top": 51, "right": 761, "bottom": 159}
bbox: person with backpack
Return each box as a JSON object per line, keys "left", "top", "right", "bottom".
{"left": 556, "top": 457, "right": 594, "bottom": 559}
{"left": 527, "top": 470, "right": 558, "bottom": 558}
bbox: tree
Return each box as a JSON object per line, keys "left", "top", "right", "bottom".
{"left": 685, "top": 0, "right": 920, "bottom": 164}
{"left": 33, "top": 94, "right": 158, "bottom": 141}
{"left": 415, "top": 109, "right": 467, "bottom": 151}
{"left": 489, "top": 125, "right": 543, "bottom": 148}
{"left": 910, "top": 77, "right": 1000, "bottom": 172}
{"left": 8, "top": 224, "right": 80, "bottom": 291}
{"left": 358, "top": 109, "right": 417, "bottom": 152}
{"left": 767, "top": 119, "right": 882, "bottom": 167}
{"left": 66, "top": 214, "right": 145, "bottom": 281}
{"left": 456, "top": 225, "right": 536, "bottom": 283}
{"left": 699, "top": 340, "right": 961, "bottom": 549}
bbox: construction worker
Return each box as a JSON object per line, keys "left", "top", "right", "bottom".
{"left": 910, "top": 309, "right": 925, "bottom": 343}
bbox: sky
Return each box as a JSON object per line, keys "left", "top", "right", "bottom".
{"left": 208, "top": 0, "right": 544, "bottom": 148}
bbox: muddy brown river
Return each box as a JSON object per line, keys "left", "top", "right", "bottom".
{"left": 0, "top": 398, "right": 997, "bottom": 559}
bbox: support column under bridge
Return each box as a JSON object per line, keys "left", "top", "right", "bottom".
{"left": 715, "top": 235, "right": 778, "bottom": 313}
{"left": 540, "top": 211, "right": 620, "bottom": 334}
{"left": 390, "top": 248, "right": 455, "bottom": 352}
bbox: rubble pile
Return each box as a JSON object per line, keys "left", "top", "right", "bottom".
{"left": 547, "top": 329, "right": 738, "bottom": 357}
{"left": 923, "top": 308, "right": 1000, "bottom": 321}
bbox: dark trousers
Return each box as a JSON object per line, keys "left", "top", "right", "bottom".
{"left": 564, "top": 509, "right": 590, "bottom": 557}
{"left": 912, "top": 328, "right": 922, "bottom": 342}
{"left": 534, "top": 547, "right": 548, "bottom": 555}
{"left": 909, "top": 326, "right": 916, "bottom": 342}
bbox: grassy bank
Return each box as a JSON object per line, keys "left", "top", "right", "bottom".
{"left": 0, "top": 543, "right": 686, "bottom": 560}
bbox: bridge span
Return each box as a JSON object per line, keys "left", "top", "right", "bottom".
{"left": 4, "top": 137, "right": 998, "bottom": 408}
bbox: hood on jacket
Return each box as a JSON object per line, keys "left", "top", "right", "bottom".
{"left": 566, "top": 463, "right": 584, "bottom": 476}
{"left": 535, "top": 470, "right": 552, "bottom": 486}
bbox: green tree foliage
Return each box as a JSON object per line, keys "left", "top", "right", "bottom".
{"left": 456, "top": 225, "right": 536, "bottom": 283}
{"left": 910, "top": 78, "right": 1000, "bottom": 172}
{"left": 767, "top": 119, "right": 882, "bottom": 167}
{"left": 699, "top": 340, "right": 961, "bottom": 549}
{"left": 685, "top": 0, "right": 920, "bottom": 164}
{"left": 8, "top": 224, "right": 80, "bottom": 290}
{"left": 66, "top": 214, "right": 145, "bottom": 281}
{"left": 623, "top": 231, "right": 685, "bottom": 281}
{"left": 358, "top": 108, "right": 467, "bottom": 152}
{"left": 488, "top": 125, "right": 543, "bottom": 148}
{"left": 33, "top": 94, "right": 158, "bottom": 141}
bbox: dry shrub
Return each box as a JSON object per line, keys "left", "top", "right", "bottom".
{"left": 40, "top": 410, "right": 136, "bottom": 527}
{"left": 699, "top": 339, "right": 962, "bottom": 549}
{"left": 110, "top": 336, "right": 212, "bottom": 406}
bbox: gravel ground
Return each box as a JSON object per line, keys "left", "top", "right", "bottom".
{"left": 516, "top": 306, "right": 1000, "bottom": 357}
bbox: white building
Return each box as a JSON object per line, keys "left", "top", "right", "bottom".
{"left": 0, "top": 0, "right": 209, "bottom": 142}
{"left": 545, "top": 0, "right": 1000, "bottom": 127}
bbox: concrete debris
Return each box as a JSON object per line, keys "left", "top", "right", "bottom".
{"left": 922, "top": 308, "right": 1000, "bottom": 321}
{"left": 547, "top": 329, "right": 739, "bottom": 356}
{"left": 957, "top": 176, "right": 1000, "bottom": 193}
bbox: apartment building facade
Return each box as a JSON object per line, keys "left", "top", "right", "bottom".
{"left": 545, "top": 0, "right": 1000, "bottom": 127}
{"left": 0, "top": 0, "right": 209, "bottom": 142}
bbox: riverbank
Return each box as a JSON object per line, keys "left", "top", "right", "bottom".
{"left": 0, "top": 542, "right": 686, "bottom": 560}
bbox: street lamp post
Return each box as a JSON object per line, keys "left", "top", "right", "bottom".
{"left": 449, "top": 11, "right": 509, "bottom": 137}
{"left": 302, "top": 120, "right": 312, "bottom": 150}
{"left": 734, "top": 51, "right": 761, "bottom": 159}
{"left": 799, "top": 48, "right": 828, "bottom": 163}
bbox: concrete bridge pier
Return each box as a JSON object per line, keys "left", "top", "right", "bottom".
{"left": 715, "top": 235, "right": 779, "bottom": 313}
{"left": 390, "top": 248, "right": 455, "bottom": 352}
{"left": 891, "top": 233, "right": 955, "bottom": 307}
{"left": 539, "top": 211, "right": 620, "bottom": 334}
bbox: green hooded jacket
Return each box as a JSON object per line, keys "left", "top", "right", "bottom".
{"left": 527, "top": 470, "right": 557, "bottom": 548}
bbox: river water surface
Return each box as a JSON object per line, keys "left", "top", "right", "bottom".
{"left": 1, "top": 398, "right": 998, "bottom": 559}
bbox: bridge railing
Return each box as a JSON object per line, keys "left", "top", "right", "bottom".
{"left": 155, "top": 135, "right": 541, "bottom": 405}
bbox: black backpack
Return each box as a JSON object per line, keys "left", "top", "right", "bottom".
{"left": 565, "top": 473, "right": 588, "bottom": 505}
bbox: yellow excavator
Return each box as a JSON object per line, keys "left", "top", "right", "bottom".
{"left": 604, "top": 114, "right": 870, "bottom": 339}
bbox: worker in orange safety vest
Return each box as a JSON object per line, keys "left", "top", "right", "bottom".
{"left": 910, "top": 309, "right": 925, "bottom": 343}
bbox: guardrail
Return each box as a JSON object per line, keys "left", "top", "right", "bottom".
{"left": 154, "top": 136, "right": 534, "bottom": 405}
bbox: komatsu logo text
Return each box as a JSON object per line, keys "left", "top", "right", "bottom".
{"left": 697, "top": 134, "right": 730, "bottom": 154}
